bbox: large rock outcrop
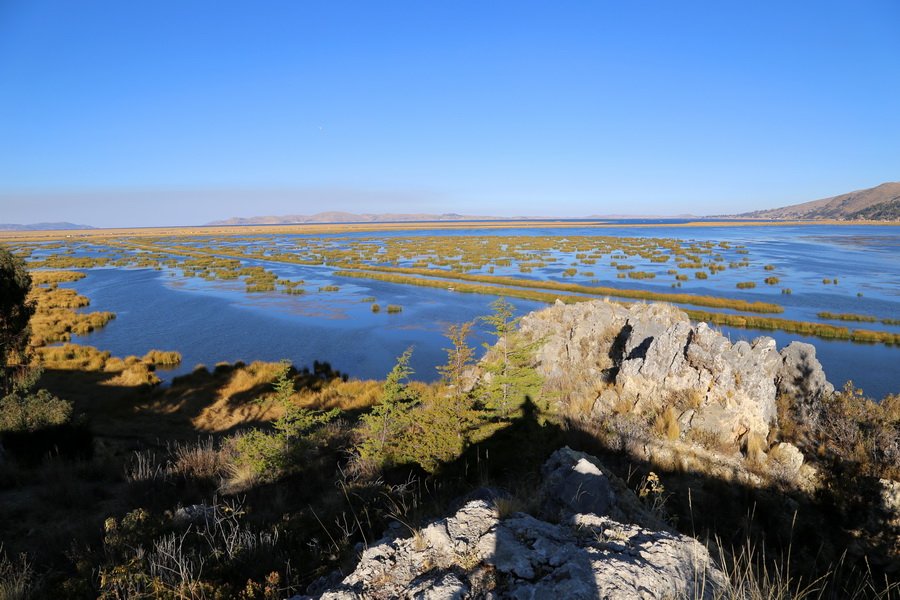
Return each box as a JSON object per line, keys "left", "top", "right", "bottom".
{"left": 517, "top": 300, "right": 833, "bottom": 446}
{"left": 300, "top": 448, "right": 725, "bottom": 599}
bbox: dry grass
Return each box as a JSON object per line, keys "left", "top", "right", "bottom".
{"left": 653, "top": 407, "right": 682, "bottom": 441}
{"left": 142, "top": 350, "right": 183, "bottom": 366}
{"left": 744, "top": 432, "right": 768, "bottom": 467}
{"left": 107, "top": 362, "right": 161, "bottom": 387}
{"left": 28, "top": 270, "right": 86, "bottom": 285}
{"left": 692, "top": 536, "right": 900, "bottom": 600}
{"left": 168, "top": 437, "right": 227, "bottom": 480}
{"left": 217, "top": 361, "right": 285, "bottom": 400}
{"left": 298, "top": 379, "right": 382, "bottom": 411}
{"left": 0, "top": 546, "right": 35, "bottom": 600}
{"left": 34, "top": 343, "right": 111, "bottom": 371}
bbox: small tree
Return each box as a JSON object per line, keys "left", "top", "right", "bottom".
{"left": 357, "top": 348, "right": 420, "bottom": 468}
{"left": 479, "top": 298, "right": 542, "bottom": 417}
{"left": 234, "top": 361, "right": 338, "bottom": 478}
{"left": 0, "top": 246, "right": 34, "bottom": 392}
{"left": 436, "top": 320, "right": 476, "bottom": 402}
{"left": 388, "top": 322, "right": 485, "bottom": 472}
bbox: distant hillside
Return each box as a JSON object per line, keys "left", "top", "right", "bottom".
{"left": 0, "top": 222, "right": 94, "bottom": 231}
{"left": 206, "top": 212, "right": 539, "bottom": 226}
{"left": 736, "top": 182, "right": 900, "bottom": 221}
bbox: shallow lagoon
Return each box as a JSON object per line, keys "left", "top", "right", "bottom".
{"left": 70, "top": 267, "right": 545, "bottom": 383}
{"left": 55, "top": 222, "right": 900, "bottom": 399}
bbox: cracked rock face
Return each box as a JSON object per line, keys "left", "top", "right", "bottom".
{"left": 298, "top": 448, "right": 725, "bottom": 599}
{"left": 517, "top": 300, "right": 833, "bottom": 445}
{"left": 775, "top": 341, "right": 834, "bottom": 427}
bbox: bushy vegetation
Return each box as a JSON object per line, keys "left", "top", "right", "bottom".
{"left": 0, "top": 246, "right": 34, "bottom": 375}
{"left": 778, "top": 382, "right": 900, "bottom": 480}
{"left": 0, "top": 378, "right": 71, "bottom": 433}
{"left": 231, "top": 362, "right": 339, "bottom": 480}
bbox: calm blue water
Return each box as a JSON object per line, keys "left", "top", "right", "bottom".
{"left": 56, "top": 222, "right": 899, "bottom": 399}
{"left": 70, "top": 267, "right": 545, "bottom": 383}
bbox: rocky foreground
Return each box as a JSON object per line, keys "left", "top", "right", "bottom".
{"left": 299, "top": 300, "right": 898, "bottom": 598}
{"left": 298, "top": 448, "right": 725, "bottom": 599}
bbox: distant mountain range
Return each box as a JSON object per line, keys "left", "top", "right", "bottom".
{"left": 206, "top": 211, "right": 545, "bottom": 226}
{"left": 732, "top": 182, "right": 900, "bottom": 221}
{"left": 0, "top": 222, "right": 94, "bottom": 231}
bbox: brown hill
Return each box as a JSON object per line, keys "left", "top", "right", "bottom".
{"left": 738, "top": 182, "right": 900, "bottom": 221}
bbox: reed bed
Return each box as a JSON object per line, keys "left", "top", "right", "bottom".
{"left": 335, "top": 270, "right": 900, "bottom": 346}
{"left": 339, "top": 265, "right": 784, "bottom": 314}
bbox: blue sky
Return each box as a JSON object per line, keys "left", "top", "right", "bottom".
{"left": 1, "top": 1, "right": 898, "bottom": 227}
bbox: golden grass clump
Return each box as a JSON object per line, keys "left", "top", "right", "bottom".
{"left": 34, "top": 343, "right": 110, "bottom": 371}
{"left": 167, "top": 438, "right": 227, "bottom": 480}
{"left": 298, "top": 378, "right": 382, "bottom": 411}
{"left": 107, "top": 362, "right": 160, "bottom": 387}
{"left": 141, "top": 350, "right": 182, "bottom": 366}
{"left": 217, "top": 361, "right": 286, "bottom": 401}
{"left": 652, "top": 407, "right": 681, "bottom": 441}
{"left": 29, "top": 286, "right": 89, "bottom": 309}
{"left": 29, "top": 270, "right": 86, "bottom": 285}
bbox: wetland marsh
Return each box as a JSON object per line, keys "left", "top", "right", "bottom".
{"left": 7, "top": 220, "right": 899, "bottom": 398}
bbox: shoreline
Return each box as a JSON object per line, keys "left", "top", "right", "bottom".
{"left": 2, "top": 218, "right": 899, "bottom": 242}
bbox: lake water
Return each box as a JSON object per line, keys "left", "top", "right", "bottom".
{"left": 53, "top": 222, "right": 899, "bottom": 399}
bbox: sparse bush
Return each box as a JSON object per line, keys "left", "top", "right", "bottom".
{"left": 0, "top": 547, "right": 35, "bottom": 600}
{"left": 168, "top": 437, "right": 225, "bottom": 480}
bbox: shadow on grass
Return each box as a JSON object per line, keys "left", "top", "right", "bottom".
{"left": 356, "top": 398, "right": 897, "bottom": 596}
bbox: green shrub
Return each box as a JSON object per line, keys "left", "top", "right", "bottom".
{"left": 357, "top": 349, "right": 420, "bottom": 468}
{"left": 232, "top": 362, "right": 339, "bottom": 480}
{"left": 0, "top": 388, "right": 72, "bottom": 433}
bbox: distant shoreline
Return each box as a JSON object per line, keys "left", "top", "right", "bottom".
{"left": 1, "top": 218, "right": 898, "bottom": 242}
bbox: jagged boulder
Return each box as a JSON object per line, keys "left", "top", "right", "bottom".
{"left": 518, "top": 299, "right": 629, "bottom": 398}
{"left": 298, "top": 448, "right": 726, "bottom": 599}
{"left": 516, "top": 300, "right": 832, "bottom": 446}
{"left": 775, "top": 341, "right": 834, "bottom": 427}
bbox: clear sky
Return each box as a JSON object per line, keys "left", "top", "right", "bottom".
{"left": 1, "top": 1, "right": 898, "bottom": 227}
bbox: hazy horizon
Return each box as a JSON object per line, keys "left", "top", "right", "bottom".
{"left": 2, "top": 1, "right": 898, "bottom": 227}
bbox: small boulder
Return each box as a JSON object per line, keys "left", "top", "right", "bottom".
{"left": 173, "top": 504, "right": 214, "bottom": 525}
{"left": 541, "top": 447, "right": 615, "bottom": 518}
